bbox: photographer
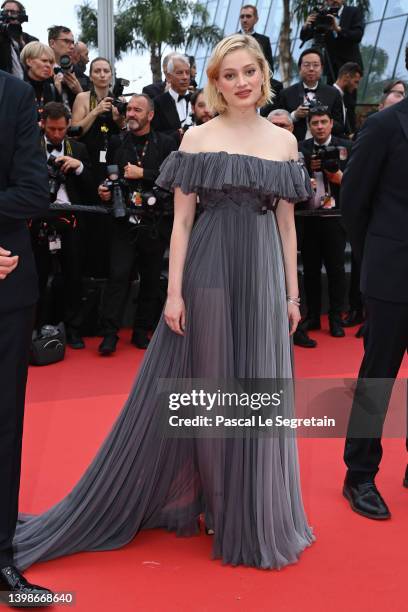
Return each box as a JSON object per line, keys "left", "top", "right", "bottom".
{"left": 20, "top": 41, "right": 61, "bottom": 122}
{"left": 48, "top": 25, "right": 83, "bottom": 110}
{"left": 300, "top": 0, "right": 364, "bottom": 83}
{"left": 97, "top": 94, "right": 177, "bottom": 355}
{"left": 32, "top": 102, "right": 93, "bottom": 349}
{"left": 298, "top": 106, "right": 352, "bottom": 341}
{"left": 0, "top": 1, "right": 37, "bottom": 77}
{"left": 278, "top": 47, "right": 345, "bottom": 141}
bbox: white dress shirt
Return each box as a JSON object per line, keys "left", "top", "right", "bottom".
{"left": 168, "top": 87, "right": 192, "bottom": 128}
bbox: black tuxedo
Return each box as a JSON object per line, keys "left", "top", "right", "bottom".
{"left": 341, "top": 99, "right": 408, "bottom": 481}
{"left": 252, "top": 32, "right": 274, "bottom": 73}
{"left": 143, "top": 81, "right": 166, "bottom": 99}
{"left": 277, "top": 81, "right": 345, "bottom": 141}
{"left": 32, "top": 138, "right": 94, "bottom": 330}
{"left": 0, "top": 31, "right": 37, "bottom": 76}
{"left": 0, "top": 70, "right": 48, "bottom": 567}
{"left": 298, "top": 136, "right": 351, "bottom": 319}
{"left": 300, "top": 6, "right": 364, "bottom": 81}
{"left": 152, "top": 90, "right": 191, "bottom": 144}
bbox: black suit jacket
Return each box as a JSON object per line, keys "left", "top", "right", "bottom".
{"left": 142, "top": 81, "right": 166, "bottom": 100}
{"left": 252, "top": 32, "right": 274, "bottom": 73}
{"left": 300, "top": 6, "right": 364, "bottom": 77}
{"left": 341, "top": 99, "right": 408, "bottom": 302}
{"left": 0, "top": 70, "right": 49, "bottom": 313}
{"left": 299, "top": 136, "right": 352, "bottom": 208}
{"left": 0, "top": 31, "right": 37, "bottom": 75}
{"left": 277, "top": 81, "right": 345, "bottom": 140}
{"left": 152, "top": 91, "right": 189, "bottom": 144}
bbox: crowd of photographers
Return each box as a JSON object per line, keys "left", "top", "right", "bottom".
{"left": 0, "top": 0, "right": 406, "bottom": 357}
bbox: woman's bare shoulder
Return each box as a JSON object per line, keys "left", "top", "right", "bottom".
{"left": 179, "top": 119, "right": 218, "bottom": 153}
{"left": 260, "top": 118, "right": 298, "bottom": 160}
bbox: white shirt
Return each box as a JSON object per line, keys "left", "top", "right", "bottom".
{"left": 45, "top": 138, "right": 83, "bottom": 205}
{"left": 168, "top": 87, "right": 192, "bottom": 128}
{"left": 291, "top": 82, "right": 319, "bottom": 138}
{"left": 312, "top": 136, "right": 332, "bottom": 208}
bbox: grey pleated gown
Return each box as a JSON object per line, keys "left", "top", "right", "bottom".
{"left": 14, "top": 151, "right": 314, "bottom": 570}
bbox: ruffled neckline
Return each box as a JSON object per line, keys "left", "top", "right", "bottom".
{"left": 156, "top": 149, "right": 313, "bottom": 203}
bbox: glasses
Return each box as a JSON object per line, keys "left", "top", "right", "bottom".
{"left": 55, "top": 38, "right": 75, "bottom": 46}
{"left": 302, "top": 62, "right": 321, "bottom": 69}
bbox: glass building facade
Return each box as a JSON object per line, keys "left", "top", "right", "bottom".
{"left": 191, "top": 1, "right": 408, "bottom": 103}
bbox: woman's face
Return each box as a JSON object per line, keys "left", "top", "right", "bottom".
{"left": 215, "top": 49, "right": 263, "bottom": 111}
{"left": 26, "top": 54, "right": 54, "bottom": 80}
{"left": 90, "top": 61, "right": 112, "bottom": 88}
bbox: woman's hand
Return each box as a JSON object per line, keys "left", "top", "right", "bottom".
{"left": 164, "top": 295, "right": 186, "bottom": 336}
{"left": 288, "top": 303, "right": 301, "bottom": 336}
{"left": 95, "top": 97, "right": 113, "bottom": 116}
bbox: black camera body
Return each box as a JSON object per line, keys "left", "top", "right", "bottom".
{"left": 312, "top": 3, "right": 339, "bottom": 36}
{"left": 54, "top": 54, "right": 73, "bottom": 75}
{"left": 0, "top": 8, "right": 27, "bottom": 34}
{"left": 47, "top": 154, "right": 66, "bottom": 203}
{"left": 312, "top": 145, "right": 347, "bottom": 173}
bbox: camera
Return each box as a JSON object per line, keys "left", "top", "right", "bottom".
{"left": 312, "top": 145, "right": 348, "bottom": 173}
{"left": 111, "top": 98, "right": 128, "bottom": 116}
{"left": 103, "top": 165, "right": 173, "bottom": 219}
{"left": 301, "top": 97, "right": 322, "bottom": 111}
{"left": 311, "top": 3, "right": 339, "bottom": 37}
{"left": 0, "top": 7, "right": 27, "bottom": 34}
{"left": 47, "top": 154, "right": 66, "bottom": 203}
{"left": 54, "top": 54, "right": 73, "bottom": 75}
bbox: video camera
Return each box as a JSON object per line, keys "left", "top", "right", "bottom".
{"left": 311, "top": 145, "right": 348, "bottom": 173}
{"left": 0, "top": 7, "right": 27, "bottom": 34}
{"left": 311, "top": 2, "right": 339, "bottom": 38}
{"left": 104, "top": 164, "right": 173, "bottom": 219}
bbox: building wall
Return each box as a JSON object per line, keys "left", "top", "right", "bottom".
{"left": 192, "top": 1, "right": 408, "bottom": 103}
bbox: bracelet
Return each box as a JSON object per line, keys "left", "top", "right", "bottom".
{"left": 287, "top": 296, "right": 301, "bottom": 306}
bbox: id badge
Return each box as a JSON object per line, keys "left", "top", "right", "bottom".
{"left": 99, "top": 150, "right": 107, "bottom": 163}
{"left": 48, "top": 234, "right": 62, "bottom": 253}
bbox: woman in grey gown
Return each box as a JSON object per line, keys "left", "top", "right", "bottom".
{"left": 14, "top": 34, "right": 314, "bottom": 570}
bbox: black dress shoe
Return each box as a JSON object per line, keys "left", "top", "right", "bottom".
{"left": 293, "top": 328, "right": 317, "bottom": 348}
{"left": 0, "top": 566, "right": 53, "bottom": 607}
{"left": 98, "top": 334, "right": 118, "bottom": 355}
{"left": 329, "top": 317, "right": 345, "bottom": 338}
{"left": 301, "top": 317, "right": 321, "bottom": 331}
{"left": 403, "top": 465, "right": 408, "bottom": 488}
{"left": 66, "top": 328, "right": 85, "bottom": 349}
{"left": 342, "top": 309, "right": 364, "bottom": 327}
{"left": 343, "top": 480, "right": 391, "bottom": 520}
{"left": 355, "top": 323, "right": 366, "bottom": 338}
{"left": 131, "top": 328, "right": 150, "bottom": 350}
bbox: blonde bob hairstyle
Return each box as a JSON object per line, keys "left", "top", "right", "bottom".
{"left": 205, "top": 34, "right": 271, "bottom": 114}
{"left": 20, "top": 41, "right": 55, "bottom": 68}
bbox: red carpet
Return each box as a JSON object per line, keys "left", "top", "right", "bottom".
{"left": 21, "top": 319, "right": 408, "bottom": 611}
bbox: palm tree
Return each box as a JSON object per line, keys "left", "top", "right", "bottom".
{"left": 77, "top": 0, "right": 222, "bottom": 82}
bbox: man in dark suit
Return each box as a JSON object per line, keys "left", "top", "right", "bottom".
{"left": 98, "top": 94, "right": 177, "bottom": 355}
{"left": 298, "top": 106, "right": 351, "bottom": 340}
{"left": 333, "top": 61, "right": 363, "bottom": 136}
{"left": 32, "top": 101, "right": 93, "bottom": 349}
{"left": 341, "top": 46, "right": 408, "bottom": 520}
{"left": 278, "top": 48, "right": 345, "bottom": 141}
{"left": 142, "top": 52, "right": 176, "bottom": 100}
{"left": 239, "top": 4, "right": 273, "bottom": 73}
{"left": 152, "top": 54, "right": 192, "bottom": 144}
{"left": 0, "top": 1, "right": 37, "bottom": 77}
{"left": 0, "top": 70, "right": 52, "bottom": 600}
{"left": 300, "top": 0, "right": 364, "bottom": 83}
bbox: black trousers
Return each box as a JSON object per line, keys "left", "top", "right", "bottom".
{"left": 31, "top": 218, "right": 83, "bottom": 331}
{"left": 301, "top": 217, "right": 346, "bottom": 319}
{"left": 0, "top": 306, "right": 34, "bottom": 566}
{"left": 348, "top": 251, "right": 363, "bottom": 311}
{"left": 101, "top": 217, "right": 170, "bottom": 335}
{"left": 344, "top": 297, "right": 408, "bottom": 482}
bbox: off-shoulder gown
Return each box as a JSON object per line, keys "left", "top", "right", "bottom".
{"left": 14, "top": 151, "right": 314, "bottom": 570}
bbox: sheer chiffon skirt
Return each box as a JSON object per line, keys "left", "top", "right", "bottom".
{"left": 14, "top": 153, "right": 314, "bottom": 570}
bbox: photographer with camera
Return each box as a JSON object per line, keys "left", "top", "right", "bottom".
{"left": 278, "top": 48, "right": 344, "bottom": 141}
{"left": 298, "top": 105, "right": 351, "bottom": 342}
{"left": 48, "top": 25, "right": 83, "bottom": 110}
{"left": 32, "top": 101, "right": 93, "bottom": 349}
{"left": 300, "top": 0, "right": 364, "bottom": 84}
{"left": 0, "top": 1, "right": 37, "bottom": 78}
{"left": 97, "top": 94, "right": 177, "bottom": 355}
{"left": 20, "top": 41, "right": 62, "bottom": 123}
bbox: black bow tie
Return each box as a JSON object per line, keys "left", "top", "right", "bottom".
{"left": 304, "top": 88, "right": 317, "bottom": 95}
{"left": 314, "top": 144, "right": 327, "bottom": 151}
{"left": 47, "top": 142, "right": 62, "bottom": 153}
{"left": 178, "top": 93, "right": 190, "bottom": 102}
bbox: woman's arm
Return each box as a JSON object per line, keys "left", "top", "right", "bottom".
{"left": 71, "top": 92, "right": 113, "bottom": 136}
{"left": 164, "top": 187, "right": 196, "bottom": 335}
